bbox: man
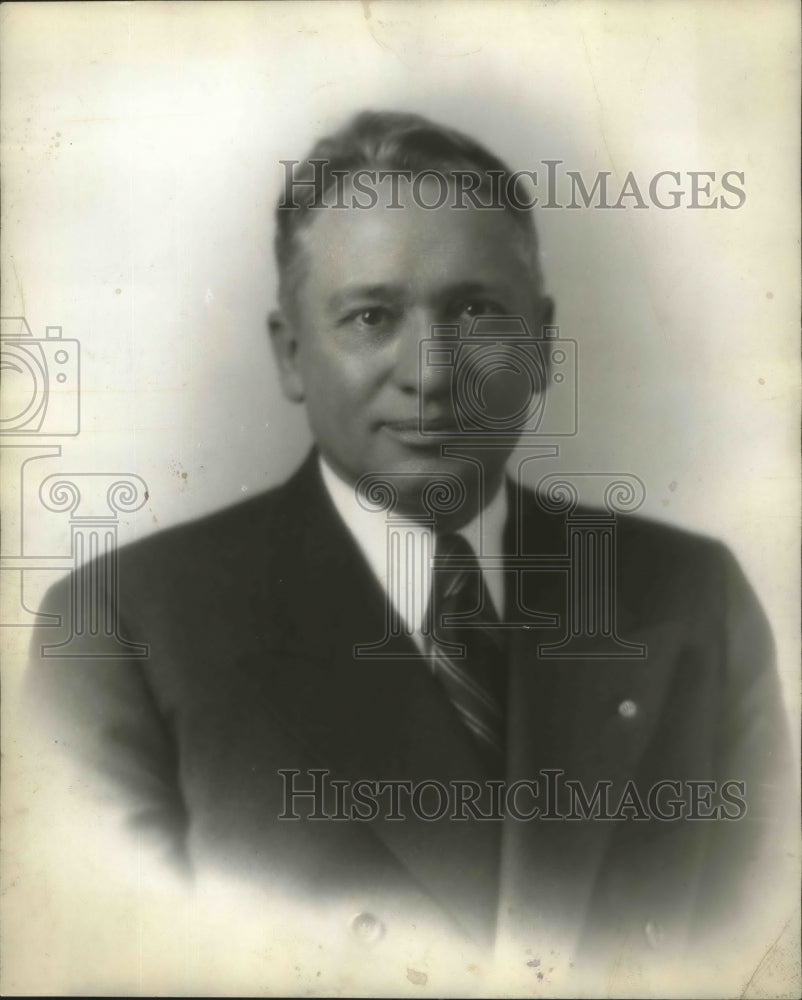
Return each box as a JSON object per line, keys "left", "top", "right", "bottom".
{"left": 25, "top": 111, "right": 793, "bottom": 982}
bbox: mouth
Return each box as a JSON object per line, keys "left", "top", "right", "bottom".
{"left": 381, "top": 417, "right": 461, "bottom": 447}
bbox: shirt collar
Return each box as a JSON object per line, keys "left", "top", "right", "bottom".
{"left": 318, "top": 454, "right": 508, "bottom": 638}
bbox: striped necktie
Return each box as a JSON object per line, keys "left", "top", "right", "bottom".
{"left": 426, "top": 532, "right": 507, "bottom": 770}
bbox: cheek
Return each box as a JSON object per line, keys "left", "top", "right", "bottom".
{"left": 301, "top": 351, "right": 354, "bottom": 408}
{"left": 298, "top": 332, "right": 385, "bottom": 405}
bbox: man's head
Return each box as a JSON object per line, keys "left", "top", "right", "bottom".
{"left": 269, "top": 110, "right": 553, "bottom": 518}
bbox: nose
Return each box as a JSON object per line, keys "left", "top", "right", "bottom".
{"left": 391, "top": 309, "right": 452, "bottom": 400}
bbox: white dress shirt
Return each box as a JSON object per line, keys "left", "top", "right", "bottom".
{"left": 319, "top": 456, "right": 508, "bottom": 650}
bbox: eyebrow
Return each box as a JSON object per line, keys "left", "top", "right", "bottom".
{"left": 327, "top": 279, "right": 516, "bottom": 312}
{"left": 327, "top": 284, "right": 406, "bottom": 311}
{"left": 433, "top": 280, "right": 516, "bottom": 303}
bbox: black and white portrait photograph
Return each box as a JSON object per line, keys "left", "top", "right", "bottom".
{"left": 2, "top": 2, "right": 799, "bottom": 996}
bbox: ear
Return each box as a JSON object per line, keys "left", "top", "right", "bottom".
{"left": 268, "top": 309, "right": 306, "bottom": 403}
{"left": 532, "top": 295, "right": 556, "bottom": 396}
{"left": 538, "top": 295, "right": 555, "bottom": 330}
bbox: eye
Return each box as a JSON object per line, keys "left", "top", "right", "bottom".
{"left": 455, "top": 299, "right": 505, "bottom": 321}
{"left": 345, "top": 307, "right": 394, "bottom": 331}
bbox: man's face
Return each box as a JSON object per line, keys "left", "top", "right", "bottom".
{"left": 270, "top": 179, "right": 550, "bottom": 516}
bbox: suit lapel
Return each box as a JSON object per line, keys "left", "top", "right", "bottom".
{"left": 256, "top": 453, "right": 504, "bottom": 943}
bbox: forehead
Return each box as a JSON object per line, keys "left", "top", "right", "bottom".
{"left": 294, "top": 179, "right": 535, "bottom": 305}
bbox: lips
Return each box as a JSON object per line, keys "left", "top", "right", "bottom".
{"left": 421, "top": 415, "right": 461, "bottom": 432}
{"left": 381, "top": 417, "right": 461, "bottom": 446}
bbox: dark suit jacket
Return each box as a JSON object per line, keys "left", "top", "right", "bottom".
{"left": 25, "top": 450, "right": 793, "bottom": 970}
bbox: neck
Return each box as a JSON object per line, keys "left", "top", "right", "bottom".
{"left": 317, "top": 452, "right": 506, "bottom": 530}
{"left": 374, "top": 472, "right": 505, "bottom": 532}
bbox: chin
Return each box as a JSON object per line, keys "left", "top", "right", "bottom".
{"left": 367, "top": 452, "right": 485, "bottom": 522}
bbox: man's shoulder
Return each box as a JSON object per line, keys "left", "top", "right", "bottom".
{"left": 31, "top": 453, "right": 329, "bottom": 659}
{"left": 516, "top": 482, "right": 739, "bottom": 625}
{"left": 611, "top": 508, "right": 724, "bottom": 563}
{"left": 116, "top": 453, "right": 318, "bottom": 574}
{"left": 123, "top": 481, "right": 288, "bottom": 560}
{"left": 518, "top": 482, "right": 725, "bottom": 564}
